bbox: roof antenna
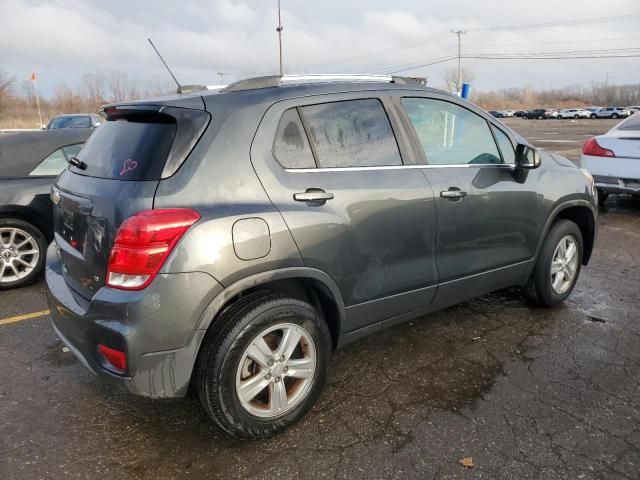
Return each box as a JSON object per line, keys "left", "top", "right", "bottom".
{"left": 147, "top": 38, "right": 205, "bottom": 94}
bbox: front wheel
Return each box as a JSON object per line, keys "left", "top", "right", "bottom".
{"left": 526, "top": 219, "right": 583, "bottom": 307}
{"left": 612, "top": 113, "right": 619, "bottom": 119}
{"left": 195, "top": 291, "right": 332, "bottom": 438}
{"left": 0, "top": 218, "right": 47, "bottom": 290}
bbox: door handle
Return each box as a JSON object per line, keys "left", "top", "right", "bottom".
{"left": 440, "top": 188, "right": 467, "bottom": 199}
{"left": 294, "top": 189, "right": 334, "bottom": 204}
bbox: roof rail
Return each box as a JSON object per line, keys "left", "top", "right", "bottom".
{"left": 220, "top": 74, "right": 426, "bottom": 93}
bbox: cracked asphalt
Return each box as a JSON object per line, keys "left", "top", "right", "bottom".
{"left": 1, "top": 118, "right": 639, "bottom": 479}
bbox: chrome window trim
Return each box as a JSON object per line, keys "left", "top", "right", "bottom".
{"left": 284, "top": 164, "right": 516, "bottom": 173}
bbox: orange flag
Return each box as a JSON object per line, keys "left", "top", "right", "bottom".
{"left": 31, "top": 72, "right": 36, "bottom": 81}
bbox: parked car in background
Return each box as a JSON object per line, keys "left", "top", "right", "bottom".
{"left": 557, "top": 109, "right": 591, "bottom": 119}
{"left": 513, "top": 110, "right": 527, "bottom": 118}
{"left": 501, "top": 110, "right": 516, "bottom": 117}
{"left": 627, "top": 106, "right": 640, "bottom": 114}
{"left": 46, "top": 74, "right": 597, "bottom": 439}
{"left": 585, "top": 108, "right": 601, "bottom": 119}
{"left": 47, "top": 113, "right": 102, "bottom": 130}
{"left": 595, "top": 107, "right": 631, "bottom": 119}
{"left": 523, "top": 109, "right": 550, "bottom": 119}
{"left": 0, "top": 129, "right": 90, "bottom": 288}
{"left": 580, "top": 114, "right": 640, "bottom": 205}
{"left": 488, "top": 110, "right": 504, "bottom": 118}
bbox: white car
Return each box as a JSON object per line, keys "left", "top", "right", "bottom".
{"left": 557, "top": 109, "right": 591, "bottom": 119}
{"left": 580, "top": 114, "right": 640, "bottom": 204}
{"left": 501, "top": 110, "right": 516, "bottom": 117}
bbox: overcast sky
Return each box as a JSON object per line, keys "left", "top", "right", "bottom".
{"left": 1, "top": 0, "right": 639, "bottom": 97}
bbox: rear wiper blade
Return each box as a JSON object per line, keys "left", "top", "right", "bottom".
{"left": 68, "top": 156, "right": 87, "bottom": 170}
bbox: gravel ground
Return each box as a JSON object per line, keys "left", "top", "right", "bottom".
{"left": 1, "top": 118, "right": 638, "bottom": 480}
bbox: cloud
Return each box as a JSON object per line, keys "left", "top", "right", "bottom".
{"left": 0, "top": 0, "right": 638, "bottom": 96}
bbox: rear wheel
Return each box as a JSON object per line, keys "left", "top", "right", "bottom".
{"left": 0, "top": 218, "right": 47, "bottom": 290}
{"left": 612, "top": 113, "right": 619, "bottom": 119}
{"left": 526, "top": 219, "right": 583, "bottom": 307}
{"left": 196, "top": 291, "right": 332, "bottom": 438}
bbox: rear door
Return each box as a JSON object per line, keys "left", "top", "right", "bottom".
{"left": 52, "top": 105, "right": 209, "bottom": 299}
{"left": 251, "top": 93, "right": 437, "bottom": 332}
{"left": 396, "top": 95, "right": 539, "bottom": 306}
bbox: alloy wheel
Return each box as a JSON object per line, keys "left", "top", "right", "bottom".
{"left": 550, "top": 235, "right": 579, "bottom": 295}
{"left": 235, "top": 322, "right": 316, "bottom": 418}
{"left": 0, "top": 227, "right": 40, "bottom": 284}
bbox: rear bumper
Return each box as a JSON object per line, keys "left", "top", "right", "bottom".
{"left": 45, "top": 242, "right": 223, "bottom": 398}
{"left": 580, "top": 155, "right": 640, "bottom": 194}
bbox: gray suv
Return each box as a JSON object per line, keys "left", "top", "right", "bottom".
{"left": 45, "top": 75, "right": 598, "bottom": 438}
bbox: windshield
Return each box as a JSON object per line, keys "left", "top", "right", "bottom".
{"left": 616, "top": 115, "right": 640, "bottom": 132}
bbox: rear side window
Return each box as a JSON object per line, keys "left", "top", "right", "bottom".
{"left": 29, "top": 143, "right": 84, "bottom": 176}
{"left": 73, "top": 119, "right": 176, "bottom": 180}
{"left": 49, "top": 116, "right": 91, "bottom": 129}
{"left": 273, "top": 108, "right": 316, "bottom": 169}
{"left": 402, "top": 98, "right": 502, "bottom": 165}
{"left": 300, "top": 99, "right": 402, "bottom": 168}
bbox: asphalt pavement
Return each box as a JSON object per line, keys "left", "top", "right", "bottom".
{"left": 1, "top": 118, "right": 638, "bottom": 480}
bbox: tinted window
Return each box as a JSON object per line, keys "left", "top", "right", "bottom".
{"left": 48, "top": 116, "right": 92, "bottom": 129}
{"left": 273, "top": 108, "right": 316, "bottom": 168}
{"left": 300, "top": 99, "right": 402, "bottom": 168}
{"left": 29, "top": 143, "right": 84, "bottom": 176}
{"left": 72, "top": 119, "right": 176, "bottom": 180}
{"left": 402, "top": 98, "right": 502, "bottom": 165}
{"left": 491, "top": 126, "right": 516, "bottom": 164}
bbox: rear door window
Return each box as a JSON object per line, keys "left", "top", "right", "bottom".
{"left": 299, "top": 99, "right": 402, "bottom": 168}
{"left": 72, "top": 118, "right": 176, "bottom": 180}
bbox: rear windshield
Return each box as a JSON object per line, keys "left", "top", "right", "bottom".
{"left": 72, "top": 118, "right": 176, "bottom": 180}
{"left": 49, "top": 116, "right": 91, "bottom": 129}
{"left": 617, "top": 115, "right": 640, "bottom": 131}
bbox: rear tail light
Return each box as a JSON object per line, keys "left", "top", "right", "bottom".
{"left": 106, "top": 209, "right": 200, "bottom": 290}
{"left": 98, "top": 344, "right": 127, "bottom": 371}
{"left": 583, "top": 137, "right": 615, "bottom": 157}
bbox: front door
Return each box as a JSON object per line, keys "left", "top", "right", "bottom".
{"left": 397, "top": 95, "right": 539, "bottom": 305}
{"left": 251, "top": 95, "right": 437, "bottom": 332}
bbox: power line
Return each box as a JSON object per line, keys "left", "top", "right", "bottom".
{"left": 467, "top": 14, "right": 640, "bottom": 32}
{"left": 383, "top": 51, "right": 640, "bottom": 74}
{"left": 295, "top": 15, "right": 639, "bottom": 72}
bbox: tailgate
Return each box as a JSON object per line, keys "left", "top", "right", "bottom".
{"left": 53, "top": 174, "right": 158, "bottom": 299}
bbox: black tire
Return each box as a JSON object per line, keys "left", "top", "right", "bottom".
{"left": 597, "top": 190, "right": 609, "bottom": 206}
{"left": 195, "top": 291, "right": 332, "bottom": 439}
{"left": 527, "top": 219, "right": 583, "bottom": 308}
{"left": 0, "top": 218, "right": 47, "bottom": 290}
{"left": 573, "top": 114, "right": 579, "bottom": 119}
{"left": 612, "top": 113, "right": 619, "bottom": 119}
{"left": 590, "top": 114, "right": 597, "bottom": 119}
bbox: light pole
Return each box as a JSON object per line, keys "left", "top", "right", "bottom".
{"left": 217, "top": 72, "right": 225, "bottom": 83}
{"left": 451, "top": 30, "right": 466, "bottom": 93}
{"left": 276, "top": 0, "right": 284, "bottom": 75}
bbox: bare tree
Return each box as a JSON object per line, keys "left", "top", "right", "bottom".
{"left": 81, "top": 73, "right": 106, "bottom": 109}
{"left": 441, "top": 67, "right": 474, "bottom": 93}
{"left": 0, "top": 72, "right": 15, "bottom": 112}
{"left": 106, "top": 71, "right": 139, "bottom": 102}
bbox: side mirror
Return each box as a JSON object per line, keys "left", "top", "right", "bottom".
{"left": 516, "top": 143, "right": 541, "bottom": 169}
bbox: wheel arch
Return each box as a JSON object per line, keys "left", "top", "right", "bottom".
{"left": 0, "top": 205, "right": 52, "bottom": 241}
{"left": 195, "top": 267, "right": 346, "bottom": 350}
{"left": 537, "top": 200, "right": 597, "bottom": 267}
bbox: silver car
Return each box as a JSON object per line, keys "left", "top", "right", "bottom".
{"left": 580, "top": 114, "right": 640, "bottom": 203}
{"left": 596, "top": 107, "right": 631, "bottom": 119}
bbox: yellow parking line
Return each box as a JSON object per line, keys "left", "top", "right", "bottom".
{"left": 0, "top": 309, "right": 50, "bottom": 325}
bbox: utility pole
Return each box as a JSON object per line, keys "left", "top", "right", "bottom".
{"left": 217, "top": 72, "right": 225, "bottom": 83}
{"left": 276, "top": 0, "right": 284, "bottom": 75}
{"left": 451, "top": 30, "right": 466, "bottom": 93}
